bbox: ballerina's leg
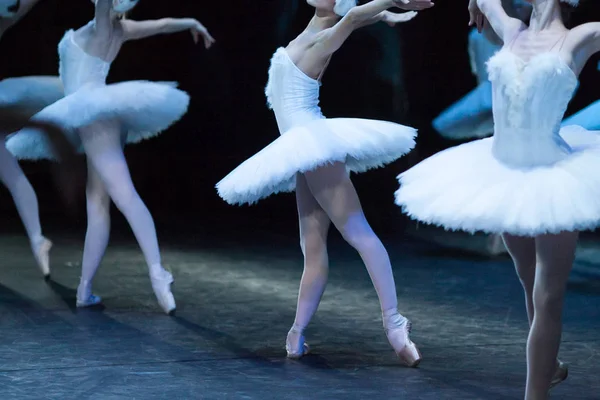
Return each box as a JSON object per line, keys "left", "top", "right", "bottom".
{"left": 502, "top": 234, "right": 536, "bottom": 324}
{"left": 286, "top": 173, "right": 331, "bottom": 357}
{"left": 524, "top": 232, "right": 577, "bottom": 400}
{"left": 303, "top": 162, "right": 420, "bottom": 365}
{"left": 76, "top": 158, "right": 110, "bottom": 306}
{"left": 0, "top": 137, "right": 50, "bottom": 277}
{"left": 79, "top": 120, "right": 175, "bottom": 313}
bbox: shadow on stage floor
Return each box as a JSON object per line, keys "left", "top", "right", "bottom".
{"left": 0, "top": 218, "right": 597, "bottom": 399}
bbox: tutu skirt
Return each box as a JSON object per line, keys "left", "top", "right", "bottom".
{"left": 395, "top": 125, "right": 600, "bottom": 236}
{"left": 0, "top": 76, "right": 64, "bottom": 120}
{"left": 6, "top": 80, "right": 189, "bottom": 160}
{"left": 217, "top": 118, "right": 417, "bottom": 205}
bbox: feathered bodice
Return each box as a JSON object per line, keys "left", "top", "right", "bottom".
{"left": 58, "top": 29, "right": 111, "bottom": 96}
{"left": 487, "top": 50, "right": 578, "bottom": 167}
{"left": 264, "top": 48, "right": 325, "bottom": 133}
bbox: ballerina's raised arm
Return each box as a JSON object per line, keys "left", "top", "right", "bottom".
{"left": 309, "top": 0, "right": 433, "bottom": 57}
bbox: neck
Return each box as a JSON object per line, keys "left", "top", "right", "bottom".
{"left": 529, "top": 0, "right": 564, "bottom": 31}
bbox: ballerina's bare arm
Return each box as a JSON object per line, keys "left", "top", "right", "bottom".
{"left": 565, "top": 22, "right": 600, "bottom": 70}
{"left": 469, "top": 0, "right": 524, "bottom": 43}
{"left": 356, "top": 10, "right": 418, "bottom": 28}
{"left": 120, "top": 18, "right": 215, "bottom": 48}
{"left": 311, "top": 0, "right": 432, "bottom": 57}
{"left": 0, "top": 0, "right": 42, "bottom": 33}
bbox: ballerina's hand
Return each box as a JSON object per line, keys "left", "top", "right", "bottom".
{"left": 383, "top": 11, "right": 418, "bottom": 26}
{"left": 392, "top": 0, "right": 434, "bottom": 11}
{"left": 468, "top": 0, "right": 485, "bottom": 33}
{"left": 191, "top": 21, "right": 216, "bottom": 49}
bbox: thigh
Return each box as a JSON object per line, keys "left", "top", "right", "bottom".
{"left": 0, "top": 136, "right": 23, "bottom": 182}
{"left": 502, "top": 234, "right": 536, "bottom": 266}
{"left": 303, "top": 162, "right": 364, "bottom": 228}
{"left": 85, "top": 158, "right": 110, "bottom": 203}
{"left": 535, "top": 232, "right": 578, "bottom": 287}
{"left": 80, "top": 121, "right": 134, "bottom": 193}
{"left": 296, "top": 173, "right": 330, "bottom": 239}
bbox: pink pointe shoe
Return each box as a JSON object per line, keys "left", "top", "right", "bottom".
{"left": 550, "top": 360, "right": 568, "bottom": 389}
{"left": 33, "top": 237, "right": 52, "bottom": 280}
{"left": 384, "top": 310, "right": 422, "bottom": 367}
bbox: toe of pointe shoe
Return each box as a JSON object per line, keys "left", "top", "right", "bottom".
{"left": 396, "top": 341, "right": 422, "bottom": 368}
{"left": 286, "top": 343, "right": 310, "bottom": 359}
{"left": 76, "top": 294, "right": 102, "bottom": 308}
{"left": 550, "top": 362, "right": 568, "bottom": 388}
{"left": 35, "top": 239, "right": 52, "bottom": 277}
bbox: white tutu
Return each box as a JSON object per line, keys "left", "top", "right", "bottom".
{"left": 217, "top": 118, "right": 416, "bottom": 205}
{"left": 395, "top": 125, "right": 600, "bottom": 236}
{"left": 6, "top": 80, "right": 189, "bottom": 160}
{"left": 0, "top": 76, "right": 64, "bottom": 119}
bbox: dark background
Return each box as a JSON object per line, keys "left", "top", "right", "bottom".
{"left": 1, "top": 0, "right": 599, "bottom": 239}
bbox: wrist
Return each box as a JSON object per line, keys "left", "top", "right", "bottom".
{"left": 181, "top": 18, "right": 198, "bottom": 29}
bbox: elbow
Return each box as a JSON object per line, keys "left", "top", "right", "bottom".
{"left": 343, "top": 8, "right": 362, "bottom": 27}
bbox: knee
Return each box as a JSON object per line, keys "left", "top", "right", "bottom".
{"left": 86, "top": 195, "right": 110, "bottom": 221}
{"left": 107, "top": 182, "right": 139, "bottom": 211}
{"left": 514, "top": 261, "right": 536, "bottom": 289}
{"left": 533, "top": 284, "right": 565, "bottom": 314}
{"left": 339, "top": 217, "right": 380, "bottom": 251}
{"left": 300, "top": 232, "right": 327, "bottom": 261}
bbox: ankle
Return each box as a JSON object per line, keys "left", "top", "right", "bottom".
{"left": 77, "top": 279, "right": 92, "bottom": 295}
{"left": 149, "top": 263, "right": 166, "bottom": 276}
{"left": 289, "top": 323, "right": 305, "bottom": 334}
{"left": 30, "top": 234, "right": 45, "bottom": 249}
{"left": 382, "top": 308, "right": 407, "bottom": 330}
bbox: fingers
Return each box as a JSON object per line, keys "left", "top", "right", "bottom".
{"left": 203, "top": 32, "right": 215, "bottom": 49}
{"left": 402, "top": 10, "right": 418, "bottom": 21}
{"left": 191, "top": 30, "right": 199, "bottom": 44}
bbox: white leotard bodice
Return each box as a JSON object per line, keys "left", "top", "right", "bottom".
{"left": 58, "top": 28, "right": 111, "bottom": 95}
{"left": 265, "top": 48, "right": 326, "bottom": 134}
{"left": 487, "top": 50, "right": 578, "bottom": 167}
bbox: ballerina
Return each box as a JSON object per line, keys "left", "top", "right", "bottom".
{"left": 217, "top": 0, "right": 433, "bottom": 365}
{"left": 0, "top": 0, "right": 65, "bottom": 279}
{"left": 396, "top": 0, "right": 600, "bottom": 397}
{"left": 432, "top": 1, "right": 532, "bottom": 257}
{"left": 6, "top": 0, "right": 215, "bottom": 314}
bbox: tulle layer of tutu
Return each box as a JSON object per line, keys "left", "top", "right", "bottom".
{"left": 6, "top": 80, "right": 189, "bottom": 160}
{"left": 0, "top": 76, "right": 64, "bottom": 119}
{"left": 395, "top": 125, "right": 600, "bottom": 236}
{"left": 217, "top": 118, "right": 417, "bottom": 205}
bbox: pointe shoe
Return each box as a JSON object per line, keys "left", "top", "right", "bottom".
{"left": 33, "top": 237, "right": 52, "bottom": 280}
{"left": 286, "top": 327, "right": 310, "bottom": 359}
{"left": 384, "top": 313, "right": 422, "bottom": 367}
{"left": 150, "top": 268, "right": 176, "bottom": 315}
{"left": 76, "top": 280, "right": 102, "bottom": 308}
{"left": 550, "top": 360, "right": 568, "bottom": 389}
